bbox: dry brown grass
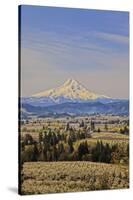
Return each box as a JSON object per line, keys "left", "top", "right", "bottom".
{"left": 21, "top": 161, "right": 129, "bottom": 194}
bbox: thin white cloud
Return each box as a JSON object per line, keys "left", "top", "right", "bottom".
{"left": 93, "top": 31, "right": 129, "bottom": 45}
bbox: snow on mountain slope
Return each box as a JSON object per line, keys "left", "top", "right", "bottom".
{"left": 21, "top": 79, "right": 129, "bottom": 117}
{"left": 32, "top": 78, "right": 109, "bottom": 100}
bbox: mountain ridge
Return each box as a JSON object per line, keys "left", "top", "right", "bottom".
{"left": 21, "top": 100, "right": 129, "bottom": 119}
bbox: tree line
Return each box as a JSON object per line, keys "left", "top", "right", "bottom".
{"left": 21, "top": 127, "right": 129, "bottom": 164}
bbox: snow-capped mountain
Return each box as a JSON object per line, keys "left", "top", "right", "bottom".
{"left": 21, "top": 78, "right": 124, "bottom": 108}
{"left": 20, "top": 78, "right": 129, "bottom": 118}
{"left": 32, "top": 78, "right": 109, "bottom": 100}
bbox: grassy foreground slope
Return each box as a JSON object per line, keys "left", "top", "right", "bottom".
{"left": 22, "top": 161, "right": 129, "bottom": 194}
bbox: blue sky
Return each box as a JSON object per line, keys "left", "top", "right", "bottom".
{"left": 20, "top": 5, "right": 129, "bottom": 98}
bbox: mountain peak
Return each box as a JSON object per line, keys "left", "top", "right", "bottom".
{"left": 63, "top": 78, "right": 80, "bottom": 88}
{"left": 32, "top": 78, "right": 109, "bottom": 100}
{"left": 64, "top": 78, "right": 78, "bottom": 84}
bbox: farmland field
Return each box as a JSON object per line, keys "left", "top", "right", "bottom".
{"left": 20, "top": 114, "right": 129, "bottom": 194}
{"left": 21, "top": 161, "right": 129, "bottom": 194}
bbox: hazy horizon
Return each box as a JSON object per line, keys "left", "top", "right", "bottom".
{"left": 20, "top": 6, "right": 129, "bottom": 98}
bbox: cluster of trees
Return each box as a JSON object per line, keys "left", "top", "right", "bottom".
{"left": 21, "top": 127, "right": 91, "bottom": 163}
{"left": 120, "top": 126, "right": 129, "bottom": 135}
{"left": 21, "top": 128, "right": 129, "bottom": 164}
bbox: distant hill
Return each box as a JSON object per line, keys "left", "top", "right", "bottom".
{"left": 21, "top": 100, "right": 129, "bottom": 119}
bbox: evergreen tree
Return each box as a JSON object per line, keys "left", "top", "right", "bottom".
{"left": 90, "top": 121, "right": 95, "bottom": 131}
{"left": 32, "top": 142, "right": 39, "bottom": 161}
{"left": 39, "top": 132, "right": 43, "bottom": 143}
{"left": 78, "top": 141, "right": 88, "bottom": 160}
{"left": 80, "top": 120, "right": 85, "bottom": 127}
{"left": 66, "top": 122, "right": 70, "bottom": 131}
{"left": 58, "top": 143, "right": 65, "bottom": 154}
{"left": 23, "top": 134, "right": 33, "bottom": 145}
{"left": 52, "top": 145, "right": 58, "bottom": 161}
{"left": 91, "top": 141, "right": 112, "bottom": 163}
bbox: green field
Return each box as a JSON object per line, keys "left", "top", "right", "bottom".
{"left": 21, "top": 161, "right": 129, "bottom": 194}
